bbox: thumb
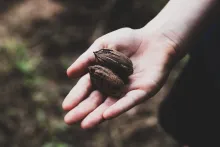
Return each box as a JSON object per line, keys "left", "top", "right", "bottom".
{"left": 67, "top": 39, "right": 104, "bottom": 78}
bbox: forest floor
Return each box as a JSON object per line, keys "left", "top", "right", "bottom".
{"left": 0, "top": 0, "right": 187, "bottom": 147}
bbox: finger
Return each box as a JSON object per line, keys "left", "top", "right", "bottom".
{"left": 81, "top": 98, "right": 117, "bottom": 129}
{"left": 67, "top": 41, "right": 103, "bottom": 78}
{"left": 64, "top": 91, "right": 104, "bottom": 125}
{"left": 103, "top": 90, "right": 147, "bottom": 119}
{"left": 62, "top": 74, "right": 92, "bottom": 111}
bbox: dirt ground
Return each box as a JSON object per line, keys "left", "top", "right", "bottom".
{"left": 0, "top": 0, "right": 187, "bottom": 147}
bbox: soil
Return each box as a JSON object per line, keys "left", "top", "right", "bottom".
{"left": 0, "top": 0, "right": 186, "bottom": 147}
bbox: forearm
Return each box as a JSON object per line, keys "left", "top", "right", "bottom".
{"left": 144, "top": 0, "right": 219, "bottom": 58}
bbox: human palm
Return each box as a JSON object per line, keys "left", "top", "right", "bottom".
{"left": 62, "top": 27, "right": 176, "bottom": 129}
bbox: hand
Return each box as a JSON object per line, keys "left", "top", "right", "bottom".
{"left": 62, "top": 26, "right": 178, "bottom": 129}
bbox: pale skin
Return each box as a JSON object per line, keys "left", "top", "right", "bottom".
{"left": 62, "top": 0, "right": 218, "bottom": 130}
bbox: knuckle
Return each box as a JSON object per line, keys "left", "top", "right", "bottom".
{"left": 78, "top": 74, "right": 90, "bottom": 84}
{"left": 94, "top": 36, "right": 105, "bottom": 46}
{"left": 83, "top": 74, "right": 90, "bottom": 82}
{"left": 120, "top": 27, "right": 132, "bottom": 32}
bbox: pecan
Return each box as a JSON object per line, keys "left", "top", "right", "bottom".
{"left": 88, "top": 65, "right": 124, "bottom": 97}
{"left": 93, "top": 49, "right": 133, "bottom": 78}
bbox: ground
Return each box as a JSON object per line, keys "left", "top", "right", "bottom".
{"left": 0, "top": 0, "right": 187, "bottom": 147}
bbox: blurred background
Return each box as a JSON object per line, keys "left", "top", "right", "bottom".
{"left": 0, "top": 0, "right": 188, "bottom": 147}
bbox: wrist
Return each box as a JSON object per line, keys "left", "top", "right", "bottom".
{"left": 141, "top": 0, "right": 219, "bottom": 59}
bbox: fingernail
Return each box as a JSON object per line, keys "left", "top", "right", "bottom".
{"left": 64, "top": 114, "right": 72, "bottom": 125}
{"left": 81, "top": 121, "right": 89, "bottom": 129}
{"left": 103, "top": 110, "right": 110, "bottom": 119}
{"left": 62, "top": 98, "right": 72, "bottom": 111}
{"left": 66, "top": 67, "right": 72, "bottom": 77}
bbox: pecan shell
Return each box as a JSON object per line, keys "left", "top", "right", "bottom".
{"left": 88, "top": 65, "right": 124, "bottom": 97}
{"left": 93, "top": 49, "right": 133, "bottom": 77}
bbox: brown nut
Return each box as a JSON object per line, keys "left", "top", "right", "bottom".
{"left": 93, "top": 49, "right": 133, "bottom": 78}
{"left": 88, "top": 65, "right": 124, "bottom": 97}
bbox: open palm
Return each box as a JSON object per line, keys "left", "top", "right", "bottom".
{"left": 62, "top": 27, "right": 176, "bottom": 129}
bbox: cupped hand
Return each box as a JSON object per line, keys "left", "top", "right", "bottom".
{"left": 62, "top": 26, "right": 177, "bottom": 129}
